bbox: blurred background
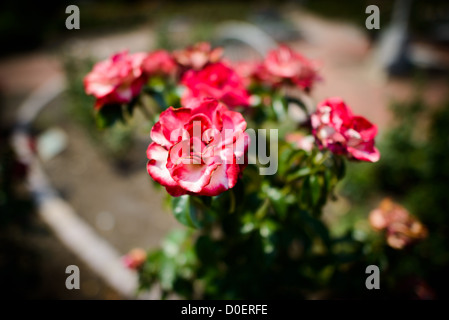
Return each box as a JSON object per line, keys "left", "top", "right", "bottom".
{"left": 1, "top": 0, "right": 449, "bottom": 299}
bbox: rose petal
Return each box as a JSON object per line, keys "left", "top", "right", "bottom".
{"left": 170, "top": 162, "right": 218, "bottom": 193}
{"left": 146, "top": 143, "right": 178, "bottom": 187}
{"left": 347, "top": 144, "right": 380, "bottom": 162}
{"left": 199, "top": 163, "right": 240, "bottom": 196}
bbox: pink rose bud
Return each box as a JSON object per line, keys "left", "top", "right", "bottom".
{"left": 122, "top": 248, "right": 147, "bottom": 270}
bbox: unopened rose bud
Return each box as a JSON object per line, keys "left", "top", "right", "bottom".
{"left": 122, "top": 248, "right": 147, "bottom": 270}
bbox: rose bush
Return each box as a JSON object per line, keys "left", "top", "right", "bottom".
{"left": 82, "top": 42, "right": 430, "bottom": 299}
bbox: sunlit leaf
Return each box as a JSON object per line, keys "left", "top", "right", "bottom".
{"left": 171, "top": 195, "right": 201, "bottom": 228}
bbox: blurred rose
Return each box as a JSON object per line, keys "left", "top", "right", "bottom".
{"left": 84, "top": 50, "right": 147, "bottom": 110}
{"left": 173, "top": 42, "right": 223, "bottom": 70}
{"left": 263, "top": 45, "right": 320, "bottom": 91}
{"left": 311, "top": 97, "right": 380, "bottom": 162}
{"left": 232, "top": 60, "right": 266, "bottom": 87}
{"left": 147, "top": 98, "right": 249, "bottom": 196}
{"left": 285, "top": 132, "right": 315, "bottom": 152}
{"left": 181, "top": 62, "right": 251, "bottom": 109}
{"left": 122, "top": 248, "right": 147, "bottom": 270}
{"left": 369, "top": 198, "right": 428, "bottom": 249}
{"left": 142, "top": 50, "right": 177, "bottom": 77}
{"left": 399, "top": 277, "right": 436, "bottom": 300}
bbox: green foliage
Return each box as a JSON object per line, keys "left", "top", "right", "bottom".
{"left": 136, "top": 101, "right": 369, "bottom": 298}
{"left": 0, "top": 139, "right": 33, "bottom": 227}
{"left": 79, "top": 42, "right": 443, "bottom": 298}
{"left": 340, "top": 98, "right": 449, "bottom": 298}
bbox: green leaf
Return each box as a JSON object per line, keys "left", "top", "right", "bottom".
{"left": 262, "top": 183, "right": 287, "bottom": 218}
{"left": 159, "top": 256, "right": 177, "bottom": 290}
{"left": 272, "top": 95, "right": 287, "bottom": 121}
{"left": 309, "top": 174, "right": 321, "bottom": 207}
{"left": 255, "top": 198, "right": 270, "bottom": 220}
{"left": 162, "top": 229, "right": 189, "bottom": 257}
{"left": 195, "top": 235, "right": 218, "bottom": 263}
{"left": 138, "top": 249, "right": 162, "bottom": 290}
{"left": 171, "top": 195, "right": 201, "bottom": 228}
{"left": 299, "top": 210, "right": 331, "bottom": 249}
{"left": 144, "top": 85, "right": 168, "bottom": 110}
{"left": 95, "top": 104, "right": 124, "bottom": 129}
{"left": 285, "top": 96, "right": 309, "bottom": 117}
{"left": 333, "top": 155, "right": 346, "bottom": 180}
{"left": 287, "top": 167, "right": 312, "bottom": 182}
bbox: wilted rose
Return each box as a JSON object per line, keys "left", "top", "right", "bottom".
{"left": 173, "top": 42, "right": 223, "bottom": 71}
{"left": 369, "top": 198, "right": 428, "bottom": 249}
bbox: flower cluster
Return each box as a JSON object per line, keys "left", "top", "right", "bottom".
{"left": 82, "top": 39, "right": 440, "bottom": 300}
{"left": 84, "top": 42, "right": 380, "bottom": 199}
{"left": 369, "top": 198, "right": 428, "bottom": 249}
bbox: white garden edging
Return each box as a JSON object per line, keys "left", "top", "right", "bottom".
{"left": 10, "top": 75, "right": 140, "bottom": 299}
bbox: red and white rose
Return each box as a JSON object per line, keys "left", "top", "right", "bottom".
{"left": 146, "top": 98, "right": 249, "bottom": 197}
{"left": 84, "top": 50, "right": 147, "bottom": 109}
{"left": 311, "top": 97, "right": 380, "bottom": 162}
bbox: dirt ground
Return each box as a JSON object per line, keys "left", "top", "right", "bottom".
{"left": 36, "top": 95, "right": 180, "bottom": 255}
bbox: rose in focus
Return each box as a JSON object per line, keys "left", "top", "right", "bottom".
{"left": 146, "top": 98, "right": 249, "bottom": 196}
